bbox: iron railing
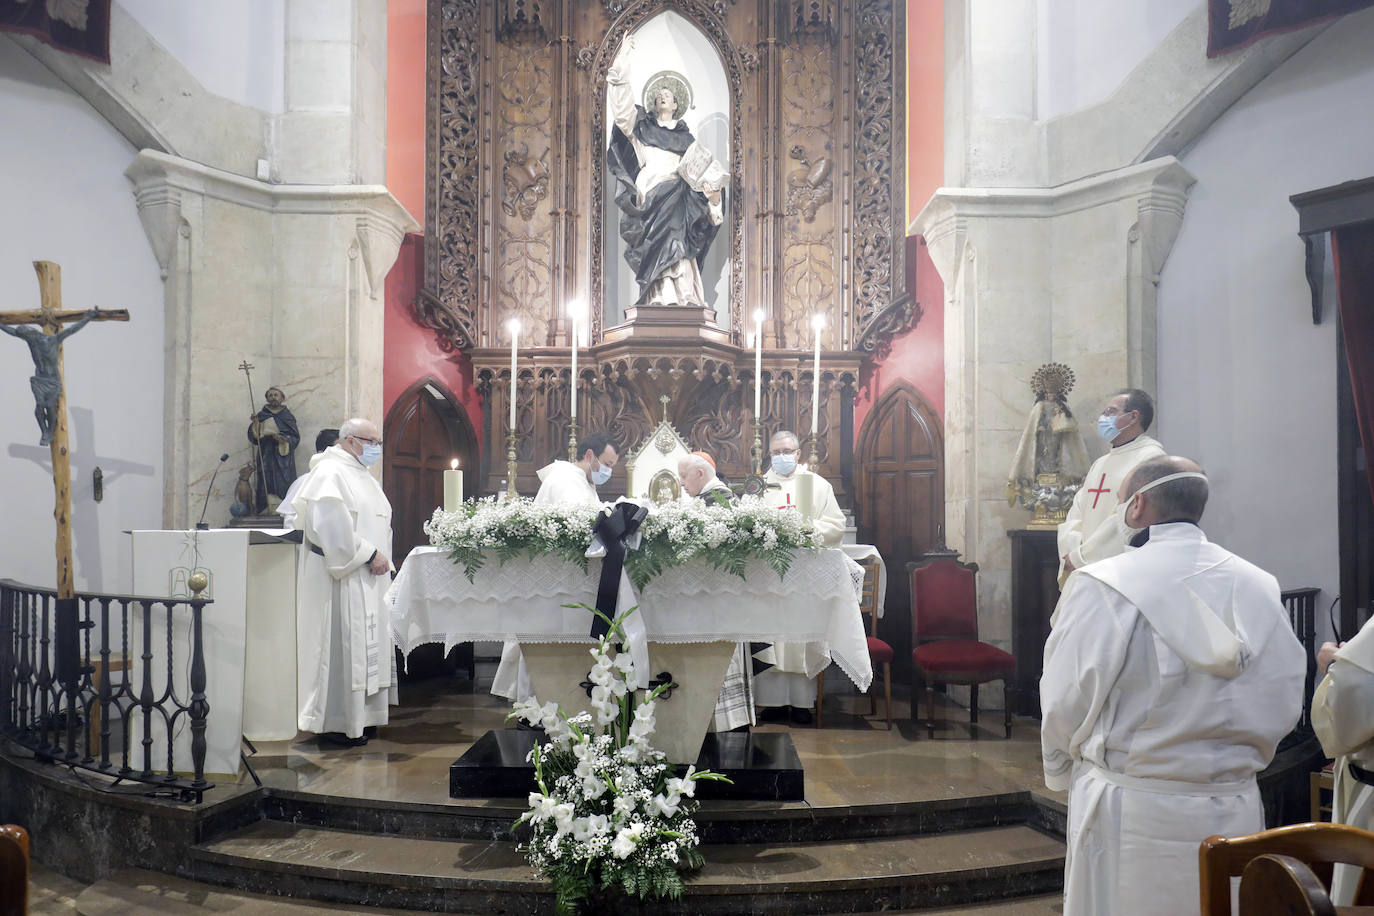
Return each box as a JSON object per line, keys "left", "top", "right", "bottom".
{"left": 0, "top": 579, "right": 213, "bottom": 802}
{"left": 1280, "top": 586, "right": 1320, "bottom": 743}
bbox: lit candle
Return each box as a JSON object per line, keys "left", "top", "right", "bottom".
{"left": 810, "top": 313, "right": 824, "bottom": 461}
{"left": 506, "top": 318, "right": 521, "bottom": 432}
{"left": 568, "top": 301, "right": 580, "bottom": 424}
{"left": 796, "top": 469, "right": 815, "bottom": 522}
{"left": 753, "top": 309, "right": 764, "bottom": 425}
{"left": 444, "top": 458, "right": 464, "bottom": 511}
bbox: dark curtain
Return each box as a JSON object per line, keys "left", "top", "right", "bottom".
{"left": 1207, "top": 0, "right": 1374, "bottom": 57}
{"left": 1333, "top": 221, "right": 1374, "bottom": 505}
{"left": 0, "top": 0, "right": 110, "bottom": 63}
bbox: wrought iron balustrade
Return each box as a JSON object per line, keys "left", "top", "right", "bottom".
{"left": 0, "top": 579, "right": 213, "bottom": 802}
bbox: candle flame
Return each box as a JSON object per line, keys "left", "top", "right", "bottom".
{"left": 812, "top": 313, "right": 825, "bottom": 330}
{"left": 566, "top": 299, "right": 583, "bottom": 319}
{"left": 451, "top": 458, "right": 459, "bottom": 470}
{"left": 506, "top": 318, "right": 521, "bottom": 335}
{"left": 753, "top": 309, "right": 765, "bottom": 324}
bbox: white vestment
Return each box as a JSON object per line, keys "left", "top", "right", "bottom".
{"left": 755, "top": 466, "right": 846, "bottom": 707}
{"left": 1042, "top": 523, "right": 1306, "bottom": 916}
{"left": 492, "top": 461, "right": 606, "bottom": 701}
{"left": 1056, "top": 434, "right": 1164, "bottom": 585}
{"left": 276, "top": 468, "right": 310, "bottom": 527}
{"left": 1312, "top": 615, "right": 1374, "bottom": 905}
{"left": 290, "top": 446, "right": 398, "bottom": 738}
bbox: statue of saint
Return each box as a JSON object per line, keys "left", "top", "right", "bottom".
{"left": 247, "top": 386, "right": 300, "bottom": 510}
{"left": 1006, "top": 364, "right": 1090, "bottom": 526}
{"left": 606, "top": 34, "right": 727, "bottom": 308}
{"left": 0, "top": 307, "right": 98, "bottom": 445}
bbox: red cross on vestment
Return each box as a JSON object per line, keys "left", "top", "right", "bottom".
{"left": 1086, "top": 473, "right": 1110, "bottom": 509}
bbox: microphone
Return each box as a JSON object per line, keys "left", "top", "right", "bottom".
{"left": 196, "top": 453, "right": 231, "bottom": 530}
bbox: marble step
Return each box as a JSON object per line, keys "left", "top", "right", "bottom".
{"left": 187, "top": 819, "right": 1065, "bottom": 914}
{"left": 69, "top": 869, "right": 1062, "bottom": 916}
{"left": 259, "top": 785, "right": 1054, "bottom": 846}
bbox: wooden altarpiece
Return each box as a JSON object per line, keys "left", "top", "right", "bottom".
{"left": 415, "top": 0, "right": 916, "bottom": 502}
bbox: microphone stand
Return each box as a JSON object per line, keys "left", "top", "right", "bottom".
{"left": 196, "top": 454, "right": 230, "bottom": 530}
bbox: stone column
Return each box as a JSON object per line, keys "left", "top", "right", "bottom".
{"left": 914, "top": 157, "right": 1195, "bottom": 682}
{"left": 127, "top": 151, "right": 418, "bottom": 528}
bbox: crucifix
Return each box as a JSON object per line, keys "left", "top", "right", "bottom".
{"left": 1, "top": 261, "right": 129, "bottom": 601}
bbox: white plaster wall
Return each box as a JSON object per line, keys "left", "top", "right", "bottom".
{"left": 0, "top": 43, "right": 164, "bottom": 592}
{"left": 1035, "top": 0, "right": 1194, "bottom": 121}
{"left": 1159, "top": 8, "right": 1374, "bottom": 628}
{"left": 119, "top": 0, "right": 286, "bottom": 113}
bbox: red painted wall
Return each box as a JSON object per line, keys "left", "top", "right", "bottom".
{"left": 385, "top": 0, "right": 426, "bottom": 229}
{"left": 383, "top": 234, "right": 484, "bottom": 443}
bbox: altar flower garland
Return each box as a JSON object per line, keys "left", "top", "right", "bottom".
{"left": 423, "top": 495, "right": 820, "bottom": 590}
{"left": 510, "top": 606, "right": 730, "bottom": 914}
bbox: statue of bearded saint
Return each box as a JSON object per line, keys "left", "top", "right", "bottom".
{"left": 606, "top": 34, "right": 727, "bottom": 309}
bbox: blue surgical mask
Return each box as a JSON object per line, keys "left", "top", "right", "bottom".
{"left": 1097, "top": 414, "right": 1126, "bottom": 443}
{"left": 359, "top": 443, "right": 383, "bottom": 467}
{"left": 771, "top": 453, "right": 797, "bottom": 476}
{"left": 591, "top": 462, "right": 613, "bottom": 486}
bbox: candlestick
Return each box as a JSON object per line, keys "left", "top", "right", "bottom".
{"left": 506, "top": 433, "right": 519, "bottom": 498}
{"left": 568, "top": 301, "right": 580, "bottom": 460}
{"left": 753, "top": 309, "right": 764, "bottom": 435}
{"left": 810, "top": 313, "right": 823, "bottom": 468}
{"left": 444, "top": 458, "right": 463, "bottom": 511}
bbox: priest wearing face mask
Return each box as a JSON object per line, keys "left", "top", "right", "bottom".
{"left": 289, "top": 417, "right": 398, "bottom": 747}
{"left": 762, "top": 430, "right": 846, "bottom": 547}
{"left": 534, "top": 432, "right": 618, "bottom": 507}
{"left": 493, "top": 432, "right": 620, "bottom": 703}
{"left": 1056, "top": 389, "right": 1164, "bottom": 586}
{"left": 1041, "top": 457, "right": 1305, "bottom": 916}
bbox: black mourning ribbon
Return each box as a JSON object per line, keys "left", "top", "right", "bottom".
{"left": 589, "top": 502, "right": 649, "bottom": 640}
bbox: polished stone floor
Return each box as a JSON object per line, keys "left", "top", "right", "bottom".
{"left": 236, "top": 670, "right": 1063, "bottom": 813}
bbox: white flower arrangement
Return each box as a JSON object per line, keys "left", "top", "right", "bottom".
{"left": 511, "top": 606, "right": 729, "bottom": 914}
{"left": 425, "top": 494, "right": 820, "bottom": 588}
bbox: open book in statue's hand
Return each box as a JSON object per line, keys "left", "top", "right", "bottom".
{"left": 677, "top": 141, "right": 727, "bottom": 194}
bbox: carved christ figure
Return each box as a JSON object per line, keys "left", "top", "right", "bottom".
{"left": 606, "top": 34, "right": 727, "bottom": 309}
{"left": 0, "top": 308, "right": 98, "bottom": 445}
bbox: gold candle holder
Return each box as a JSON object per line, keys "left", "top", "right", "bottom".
{"left": 506, "top": 431, "right": 520, "bottom": 498}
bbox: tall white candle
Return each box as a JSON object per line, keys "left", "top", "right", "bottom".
{"left": 444, "top": 458, "right": 464, "bottom": 511}
{"left": 811, "top": 313, "right": 824, "bottom": 454}
{"left": 568, "top": 301, "right": 580, "bottom": 423}
{"left": 753, "top": 309, "right": 764, "bottom": 424}
{"left": 506, "top": 318, "right": 521, "bottom": 431}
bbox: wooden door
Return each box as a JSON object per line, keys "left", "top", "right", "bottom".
{"left": 856, "top": 382, "right": 944, "bottom": 685}
{"left": 383, "top": 378, "right": 479, "bottom": 565}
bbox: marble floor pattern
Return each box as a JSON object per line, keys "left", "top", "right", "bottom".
{"left": 26, "top": 669, "right": 1066, "bottom": 913}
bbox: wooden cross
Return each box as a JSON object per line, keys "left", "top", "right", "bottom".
{"left": 1086, "top": 472, "right": 1111, "bottom": 510}
{"left": 1, "top": 261, "right": 129, "bottom": 599}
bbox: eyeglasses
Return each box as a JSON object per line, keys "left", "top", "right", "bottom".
{"left": 769, "top": 447, "right": 800, "bottom": 457}
{"left": 351, "top": 435, "right": 383, "bottom": 447}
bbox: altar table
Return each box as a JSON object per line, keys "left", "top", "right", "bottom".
{"left": 388, "top": 546, "right": 872, "bottom": 691}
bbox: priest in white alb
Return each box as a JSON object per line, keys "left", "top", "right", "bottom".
{"left": 1057, "top": 389, "right": 1164, "bottom": 587}
{"left": 756, "top": 429, "right": 846, "bottom": 722}
{"left": 1041, "top": 456, "right": 1305, "bottom": 916}
{"left": 290, "top": 417, "right": 398, "bottom": 746}
{"left": 1312, "top": 617, "right": 1374, "bottom": 905}
{"left": 491, "top": 432, "right": 619, "bottom": 701}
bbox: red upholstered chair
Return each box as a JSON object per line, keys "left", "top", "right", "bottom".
{"left": 908, "top": 553, "right": 1014, "bottom": 739}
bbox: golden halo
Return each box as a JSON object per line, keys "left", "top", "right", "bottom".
{"left": 642, "top": 70, "right": 693, "bottom": 120}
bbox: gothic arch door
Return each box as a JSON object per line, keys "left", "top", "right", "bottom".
{"left": 383, "top": 378, "right": 479, "bottom": 565}
{"left": 856, "top": 382, "right": 944, "bottom": 687}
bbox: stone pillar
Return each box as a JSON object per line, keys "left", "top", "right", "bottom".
{"left": 914, "top": 157, "right": 1194, "bottom": 683}
{"left": 126, "top": 151, "right": 418, "bottom": 528}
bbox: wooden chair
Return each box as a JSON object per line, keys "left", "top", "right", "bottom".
{"left": 0, "top": 823, "right": 29, "bottom": 916}
{"left": 814, "top": 556, "right": 891, "bottom": 729}
{"left": 1238, "top": 854, "right": 1337, "bottom": 916}
{"left": 908, "top": 553, "right": 1014, "bottom": 739}
{"left": 1199, "top": 822, "right": 1374, "bottom": 916}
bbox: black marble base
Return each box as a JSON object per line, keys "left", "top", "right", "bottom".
{"left": 450, "top": 729, "right": 805, "bottom": 801}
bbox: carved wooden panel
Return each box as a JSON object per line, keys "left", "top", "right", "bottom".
{"left": 421, "top": 0, "right": 908, "bottom": 503}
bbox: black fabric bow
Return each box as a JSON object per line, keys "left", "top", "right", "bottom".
{"left": 589, "top": 502, "right": 649, "bottom": 640}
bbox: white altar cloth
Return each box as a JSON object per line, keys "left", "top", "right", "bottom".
{"left": 839, "top": 544, "right": 887, "bottom": 616}
{"left": 388, "top": 546, "right": 872, "bottom": 691}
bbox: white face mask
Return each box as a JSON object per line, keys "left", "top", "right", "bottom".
{"left": 590, "top": 461, "right": 613, "bottom": 486}
{"left": 1124, "top": 471, "right": 1208, "bottom": 519}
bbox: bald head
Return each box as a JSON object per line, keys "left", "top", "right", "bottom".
{"left": 339, "top": 417, "right": 381, "bottom": 465}
{"left": 1122, "top": 456, "right": 1208, "bottom": 527}
{"left": 678, "top": 453, "right": 714, "bottom": 496}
